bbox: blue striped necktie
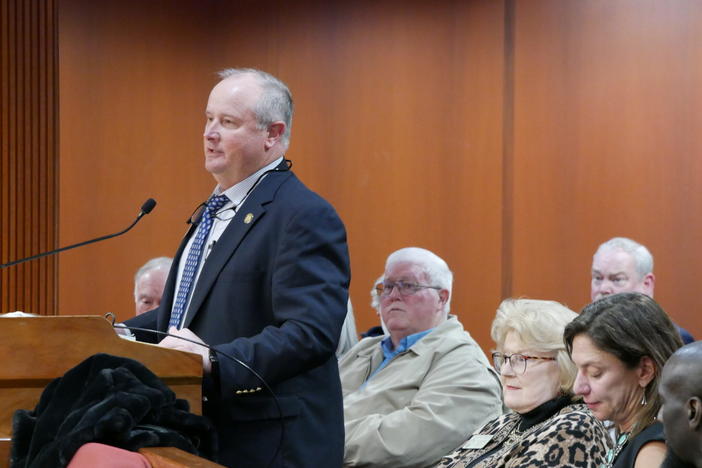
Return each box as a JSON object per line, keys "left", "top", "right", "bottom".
{"left": 169, "top": 194, "right": 230, "bottom": 329}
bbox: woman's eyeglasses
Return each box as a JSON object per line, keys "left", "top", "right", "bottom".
{"left": 491, "top": 352, "right": 556, "bottom": 374}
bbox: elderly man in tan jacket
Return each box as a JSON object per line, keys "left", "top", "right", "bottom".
{"left": 340, "top": 247, "right": 503, "bottom": 468}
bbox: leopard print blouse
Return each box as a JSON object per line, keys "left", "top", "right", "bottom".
{"left": 435, "top": 403, "right": 611, "bottom": 468}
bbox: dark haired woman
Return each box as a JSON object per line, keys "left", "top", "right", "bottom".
{"left": 565, "top": 292, "right": 683, "bottom": 468}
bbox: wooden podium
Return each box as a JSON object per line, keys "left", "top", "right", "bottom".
{"left": 0, "top": 315, "right": 223, "bottom": 468}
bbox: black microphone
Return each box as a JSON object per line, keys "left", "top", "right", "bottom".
{"left": 0, "top": 198, "right": 157, "bottom": 269}
{"left": 140, "top": 198, "right": 156, "bottom": 216}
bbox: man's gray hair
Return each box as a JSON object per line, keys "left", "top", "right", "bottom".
{"left": 385, "top": 247, "right": 453, "bottom": 314}
{"left": 595, "top": 237, "right": 654, "bottom": 277}
{"left": 134, "top": 257, "right": 173, "bottom": 282}
{"left": 134, "top": 257, "right": 173, "bottom": 300}
{"left": 217, "top": 68, "right": 293, "bottom": 147}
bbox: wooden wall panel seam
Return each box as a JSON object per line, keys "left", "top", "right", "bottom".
{"left": 501, "top": 0, "right": 515, "bottom": 300}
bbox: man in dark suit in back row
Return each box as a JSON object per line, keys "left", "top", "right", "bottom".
{"left": 126, "top": 68, "right": 351, "bottom": 468}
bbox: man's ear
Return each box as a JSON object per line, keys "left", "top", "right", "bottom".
{"left": 642, "top": 272, "right": 655, "bottom": 296}
{"left": 637, "top": 356, "right": 657, "bottom": 387}
{"left": 438, "top": 289, "right": 449, "bottom": 306}
{"left": 687, "top": 397, "right": 702, "bottom": 430}
{"left": 264, "top": 122, "right": 285, "bottom": 149}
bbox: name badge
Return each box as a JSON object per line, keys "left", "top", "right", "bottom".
{"left": 462, "top": 434, "right": 493, "bottom": 450}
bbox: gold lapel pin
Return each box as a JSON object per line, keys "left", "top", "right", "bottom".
{"left": 244, "top": 213, "right": 254, "bottom": 224}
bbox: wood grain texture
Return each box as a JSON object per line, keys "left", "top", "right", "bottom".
{"left": 0, "top": 316, "right": 203, "bottom": 439}
{"left": 511, "top": 0, "right": 702, "bottom": 338}
{"left": 140, "top": 447, "right": 226, "bottom": 468}
{"left": 57, "top": 0, "right": 217, "bottom": 323}
{"left": 0, "top": 0, "right": 58, "bottom": 316}
{"left": 0, "top": 439, "right": 7, "bottom": 468}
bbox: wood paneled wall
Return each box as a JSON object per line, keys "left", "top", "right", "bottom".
{"left": 57, "top": 0, "right": 217, "bottom": 319}
{"left": 0, "top": 0, "right": 58, "bottom": 315}
{"left": 510, "top": 0, "right": 702, "bottom": 334}
{"left": 215, "top": 0, "right": 507, "bottom": 344}
{"left": 46, "top": 0, "right": 702, "bottom": 351}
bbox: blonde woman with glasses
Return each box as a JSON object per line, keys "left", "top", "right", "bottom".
{"left": 436, "top": 299, "right": 610, "bottom": 468}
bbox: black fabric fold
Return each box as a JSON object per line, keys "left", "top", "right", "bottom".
{"left": 11, "top": 353, "right": 217, "bottom": 468}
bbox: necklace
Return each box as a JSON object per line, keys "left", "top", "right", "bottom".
{"left": 600, "top": 431, "right": 630, "bottom": 468}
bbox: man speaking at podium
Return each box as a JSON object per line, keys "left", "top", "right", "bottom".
{"left": 125, "top": 68, "right": 350, "bottom": 468}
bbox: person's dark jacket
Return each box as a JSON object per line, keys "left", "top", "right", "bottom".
{"left": 126, "top": 165, "right": 350, "bottom": 468}
{"left": 11, "top": 353, "right": 216, "bottom": 468}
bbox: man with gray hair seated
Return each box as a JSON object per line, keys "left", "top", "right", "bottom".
{"left": 340, "top": 247, "right": 502, "bottom": 468}
{"left": 590, "top": 236, "right": 694, "bottom": 343}
{"left": 133, "top": 257, "right": 172, "bottom": 316}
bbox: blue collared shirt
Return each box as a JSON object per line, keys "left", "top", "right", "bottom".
{"left": 362, "top": 328, "right": 434, "bottom": 387}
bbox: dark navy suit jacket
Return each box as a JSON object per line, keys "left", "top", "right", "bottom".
{"left": 126, "top": 164, "right": 350, "bottom": 468}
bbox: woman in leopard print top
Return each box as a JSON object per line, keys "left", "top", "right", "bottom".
{"left": 436, "top": 299, "right": 610, "bottom": 468}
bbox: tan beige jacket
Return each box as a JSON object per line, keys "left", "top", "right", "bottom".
{"left": 340, "top": 315, "right": 503, "bottom": 468}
